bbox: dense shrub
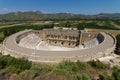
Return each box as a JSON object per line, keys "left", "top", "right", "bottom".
{"left": 0, "top": 55, "right": 32, "bottom": 73}
{"left": 99, "top": 72, "right": 114, "bottom": 80}
{"left": 0, "top": 56, "right": 119, "bottom": 80}
{"left": 116, "top": 34, "right": 120, "bottom": 48}
{"left": 76, "top": 21, "right": 119, "bottom": 30}
{"left": 53, "top": 61, "right": 78, "bottom": 75}
{"left": 88, "top": 61, "right": 110, "bottom": 69}
{"left": 53, "top": 61, "right": 90, "bottom": 75}
{"left": 112, "top": 67, "right": 120, "bottom": 80}
{"left": 0, "top": 32, "right": 5, "bottom": 42}
{"left": 72, "top": 73, "right": 91, "bottom": 80}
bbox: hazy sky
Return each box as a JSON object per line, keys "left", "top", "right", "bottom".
{"left": 0, "top": 0, "right": 120, "bottom": 14}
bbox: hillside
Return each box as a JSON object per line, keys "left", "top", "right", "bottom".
{"left": 0, "top": 11, "right": 120, "bottom": 21}
{"left": 0, "top": 55, "right": 120, "bottom": 80}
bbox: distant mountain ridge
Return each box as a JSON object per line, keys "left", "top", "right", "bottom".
{"left": 0, "top": 11, "right": 120, "bottom": 21}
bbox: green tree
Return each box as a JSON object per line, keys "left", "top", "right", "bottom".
{"left": 0, "top": 32, "right": 5, "bottom": 42}
{"left": 72, "top": 73, "right": 91, "bottom": 80}
{"left": 88, "top": 61, "right": 110, "bottom": 69}
{"left": 112, "top": 67, "right": 120, "bottom": 80}
{"left": 116, "top": 34, "right": 120, "bottom": 47}
{"left": 72, "top": 74, "right": 82, "bottom": 80}
{"left": 82, "top": 73, "right": 91, "bottom": 80}
{"left": 99, "top": 72, "right": 114, "bottom": 80}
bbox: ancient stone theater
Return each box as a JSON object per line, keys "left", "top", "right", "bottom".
{"left": 2, "top": 27, "right": 116, "bottom": 63}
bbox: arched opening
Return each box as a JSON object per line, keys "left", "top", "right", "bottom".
{"left": 61, "top": 42, "right": 64, "bottom": 45}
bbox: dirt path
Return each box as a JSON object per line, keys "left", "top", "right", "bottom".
{"left": 0, "top": 23, "right": 26, "bottom": 29}
{"left": 110, "top": 22, "right": 120, "bottom": 29}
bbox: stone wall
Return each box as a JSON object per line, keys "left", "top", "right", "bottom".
{"left": 2, "top": 30, "right": 116, "bottom": 63}
{"left": 2, "top": 43, "right": 115, "bottom": 63}
{"left": 39, "top": 29, "right": 80, "bottom": 48}
{"left": 80, "top": 32, "right": 98, "bottom": 44}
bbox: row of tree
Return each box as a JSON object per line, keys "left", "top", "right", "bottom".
{"left": 116, "top": 34, "right": 120, "bottom": 54}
